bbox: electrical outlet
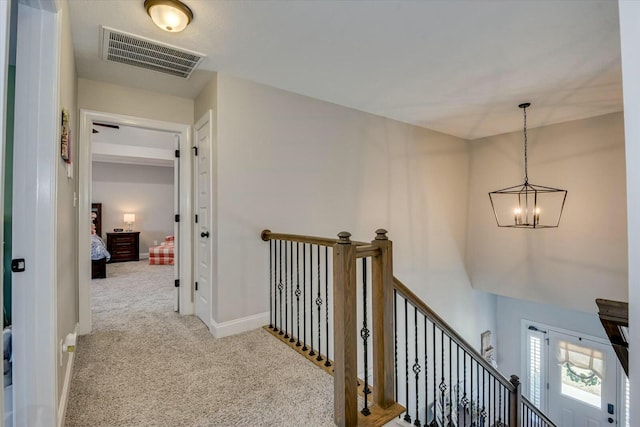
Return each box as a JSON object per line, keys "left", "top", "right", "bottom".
{"left": 153, "top": 240, "right": 158, "bottom": 246}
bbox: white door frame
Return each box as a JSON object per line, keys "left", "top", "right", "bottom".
{"left": 12, "top": 0, "right": 61, "bottom": 425}
{"left": 0, "top": 1, "right": 9, "bottom": 426}
{"left": 78, "top": 109, "right": 193, "bottom": 335}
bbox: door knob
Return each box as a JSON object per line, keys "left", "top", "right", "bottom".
{"left": 201, "top": 231, "right": 210, "bottom": 238}
{"left": 608, "top": 417, "right": 614, "bottom": 424}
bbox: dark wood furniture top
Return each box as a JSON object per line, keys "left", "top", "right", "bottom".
{"left": 596, "top": 298, "right": 628, "bottom": 376}
{"left": 107, "top": 231, "right": 140, "bottom": 263}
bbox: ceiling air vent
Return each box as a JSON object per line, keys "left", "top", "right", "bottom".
{"left": 101, "top": 26, "right": 205, "bottom": 79}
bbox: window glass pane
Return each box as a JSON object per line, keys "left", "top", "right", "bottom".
{"left": 560, "top": 361, "right": 602, "bottom": 408}
{"left": 528, "top": 334, "right": 543, "bottom": 407}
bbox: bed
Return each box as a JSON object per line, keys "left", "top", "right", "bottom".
{"left": 91, "top": 233, "right": 110, "bottom": 278}
{"left": 149, "top": 235, "right": 174, "bottom": 265}
{"left": 91, "top": 203, "right": 110, "bottom": 278}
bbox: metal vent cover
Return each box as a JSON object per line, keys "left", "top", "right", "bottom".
{"left": 101, "top": 26, "right": 205, "bottom": 79}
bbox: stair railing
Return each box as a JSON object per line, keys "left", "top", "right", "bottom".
{"left": 261, "top": 229, "right": 556, "bottom": 427}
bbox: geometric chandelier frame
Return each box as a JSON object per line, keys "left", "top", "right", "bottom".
{"left": 489, "top": 103, "right": 567, "bottom": 229}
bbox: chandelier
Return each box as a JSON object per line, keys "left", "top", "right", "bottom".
{"left": 489, "top": 103, "right": 567, "bottom": 229}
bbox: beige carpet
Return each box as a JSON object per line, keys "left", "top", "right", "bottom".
{"left": 65, "top": 261, "right": 335, "bottom": 427}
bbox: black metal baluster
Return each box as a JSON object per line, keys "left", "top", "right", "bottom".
{"left": 462, "top": 350, "right": 468, "bottom": 427}
{"left": 277, "top": 240, "right": 283, "bottom": 335}
{"left": 284, "top": 241, "right": 289, "bottom": 339}
{"left": 439, "top": 329, "right": 446, "bottom": 427}
{"left": 361, "top": 258, "right": 371, "bottom": 416}
{"left": 424, "top": 316, "right": 428, "bottom": 427}
{"left": 471, "top": 359, "right": 475, "bottom": 426}
{"left": 432, "top": 322, "right": 436, "bottom": 426}
{"left": 492, "top": 378, "right": 496, "bottom": 427}
{"left": 324, "top": 246, "right": 331, "bottom": 366}
{"left": 449, "top": 337, "right": 452, "bottom": 427}
{"left": 404, "top": 298, "right": 411, "bottom": 424}
{"left": 295, "top": 242, "right": 301, "bottom": 346}
{"left": 413, "top": 306, "right": 421, "bottom": 426}
{"left": 316, "top": 245, "right": 323, "bottom": 362}
{"left": 269, "top": 240, "right": 273, "bottom": 329}
{"left": 456, "top": 346, "right": 460, "bottom": 426}
{"left": 289, "top": 241, "right": 295, "bottom": 343}
{"left": 394, "top": 289, "right": 398, "bottom": 414}
{"left": 499, "top": 382, "right": 503, "bottom": 427}
{"left": 309, "top": 245, "right": 315, "bottom": 356}
{"left": 481, "top": 367, "right": 487, "bottom": 426}
{"left": 302, "top": 244, "right": 308, "bottom": 351}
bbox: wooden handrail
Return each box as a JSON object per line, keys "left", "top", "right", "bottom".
{"left": 261, "top": 229, "right": 369, "bottom": 247}
{"left": 393, "top": 277, "right": 514, "bottom": 390}
{"left": 355, "top": 244, "right": 380, "bottom": 258}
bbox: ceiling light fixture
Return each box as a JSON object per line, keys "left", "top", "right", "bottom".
{"left": 488, "top": 103, "right": 567, "bottom": 229}
{"left": 144, "top": 0, "right": 193, "bottom": 33}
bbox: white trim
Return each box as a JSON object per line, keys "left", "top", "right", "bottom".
{"left": 12, "top": 1, "right": 61, "bottom": 424}
{"left": 0, "top": 1, "right": 10, "bottom": 426}
{"left": 139, "top": 252, "right": 149, "bottom": 260}
{"left": 57, "top": 325, "right": 77, "bottom": 427}
{"left": 210, "top": 312, "right": 270, "bottom": 339}
{"left": 79, "top": 110, "right": 193, "bottom": 335}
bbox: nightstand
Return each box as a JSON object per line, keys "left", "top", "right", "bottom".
{"left": 107, "top": 231, "right": 140, "bottom": 262}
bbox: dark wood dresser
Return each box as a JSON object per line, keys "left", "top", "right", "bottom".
{"left": 107, "top": 231, "right": 140, "bottom": 262}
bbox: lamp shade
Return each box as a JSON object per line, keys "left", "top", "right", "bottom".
{"left": 123, "top": 213, "right": 136, "bottom": 223}
{"left": 144, "top": 0, "right": 193, "bottom": 33}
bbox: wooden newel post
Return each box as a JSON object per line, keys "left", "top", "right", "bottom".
{"left": 509, "top": 375, "right": 522, "bottom": 426}
{"left": 371, "top": 229, "right": 395, "bottom": 409}
{"left": 333, "top": 232, "right": 358, "bottom": 427}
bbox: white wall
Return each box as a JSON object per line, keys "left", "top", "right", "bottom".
{"left": 215, "top": 74, "right": 497, "bottom": 348}
{"left": 77, "top": 78, "right": 194, "bottom": 125}
{"left": 467, "top": 112, "right": 627, "bottom": 313}
{"left": 495, "top": 295, "right": 606, "bottom": 379}
{"left": 618, "top": 2, "right": 639, "bottom": 424}
{"left": 92, "top": 162, "right": 174, "bottom": 254}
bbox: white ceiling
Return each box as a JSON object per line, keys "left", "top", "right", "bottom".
{"left": 68, "top": 0, "right": 623, "bottom": 140}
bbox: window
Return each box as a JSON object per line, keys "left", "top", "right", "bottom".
{"left": 556, "top": 340, "right": 604, "bottom": 408}
{"left": 624, "top": 376, "right": 630, "bottom": 427}
{"left": 526, "top": 326, "right": 546, "bottom": 408}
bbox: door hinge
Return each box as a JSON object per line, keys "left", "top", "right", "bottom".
{"left": 192, "top": 146, "right": 198, "bottom": 156}
{"left": 195, "top": 281, "right": 199, "bottom": 291}
{"left": 175, "top": 149, "right": 180, "bottom": 158}
{"left": 195, "top": 214, "right": 198, "bottom": 223}
{"left": 546, "top": 382, "right": 549, "bottom": 390}
{"left": 175, "top": 214, "right": 180, "bottom": 222}
{"left": 11, "top": 258, "right": 25, "bottom": 272}
{"left": 174, "top": 279, "right": 180, "bottom": 288}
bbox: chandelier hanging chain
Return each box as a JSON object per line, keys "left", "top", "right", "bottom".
{"left": 523, "top": 104, "right": 528, "bottom": 184}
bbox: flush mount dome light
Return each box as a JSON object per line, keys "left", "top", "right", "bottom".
{"left": 488, "top": 103, "right": 567, "bottom": 229}
{"left": 144, "top": 0, "right": 193, "bottom": 33}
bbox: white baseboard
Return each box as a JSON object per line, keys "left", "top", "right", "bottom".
{"left": 57, "top": 325, "right": 78, "bottom": 427}
{"left": 210, "top": 312, "right": 269, "bottom": 338}
{"left": 139, "top": 252, "right": 149, "bottom": 260}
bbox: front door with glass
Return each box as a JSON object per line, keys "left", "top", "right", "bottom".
{"left": 547, "top": 330, "right": 618, "bottom": 427}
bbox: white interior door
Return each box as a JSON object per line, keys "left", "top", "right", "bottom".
{"left": 548, "top": 330, "right": 618, "bottom": 427}
{"left": 194, "top": 113, "right": 211, "bottom": 327}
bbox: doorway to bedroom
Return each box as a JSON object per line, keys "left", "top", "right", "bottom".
{"left": 90, "top": 123, "right": 178, "bottom": 309}
{"left": 79, "top": 110, "right": 193, "bottom": 335}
